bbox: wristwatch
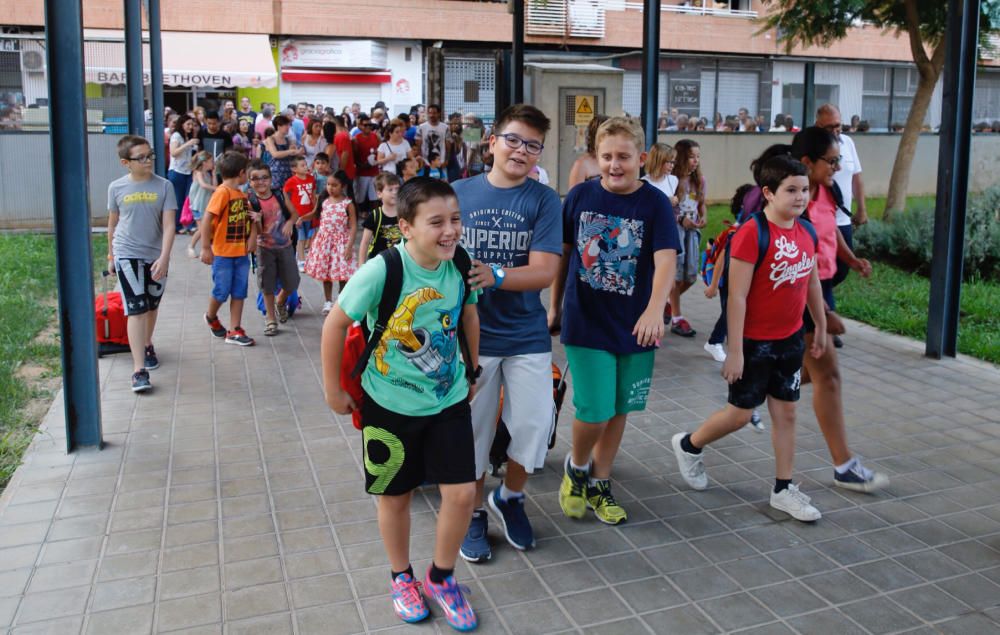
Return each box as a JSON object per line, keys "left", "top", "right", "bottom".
{"left": 472, "top": 365, "right": 483, "bottom": 384}
{"left": 490, "top": 264, "right": 506, "bottom": 290}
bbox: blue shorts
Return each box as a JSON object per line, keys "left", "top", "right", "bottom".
{"left": 192, "top": 209, "right": 204, "bottom": 221}
{"left": 211, "top": 255, "right": 250, "bottom": 302}
{"left": 297, "top": 224, "right": 317, "bottom": 241}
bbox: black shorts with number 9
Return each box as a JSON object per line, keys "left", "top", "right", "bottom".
{"left": 360, "top": 392, "right": 476, "bottom": 496}
{"left": 727, "top": 331, "right": 805, "bottom": 410}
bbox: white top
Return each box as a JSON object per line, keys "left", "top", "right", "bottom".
{"left": 417, "top": 121, "right": 448, "bottom": 160}
{"left": 378, "top": 139, "right": 412, "bottom": 174}
{"left": 642, "top": 173, "right": 679, "bottom": 200}
{"left": 168, "top": 131, "right": 193, "bottom": 175}
{"left": 834, "top": 133, "right": 863, "bottom": 226}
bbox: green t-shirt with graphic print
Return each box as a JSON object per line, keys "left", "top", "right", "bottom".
{"left": 337, "top": 242, "right": 478, "bottom": 416}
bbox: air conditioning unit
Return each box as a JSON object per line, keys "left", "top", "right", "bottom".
{"left": 21, "top": 50, "right": 45, "bottom": 73}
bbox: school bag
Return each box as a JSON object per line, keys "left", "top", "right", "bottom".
{"left": 488, "top": 362, "right": 570, "bottom": 477}
{"left": 722, "top": 211, "right": 818, "bottom": 283}
{"left": 365, "top": 206, "right": 386, "bottom": 256}
{"left": 248, "top": 187, "right": 302, "bottom": 317}
{"left": 95, "top": 270, "right": 130, "bottom": 357}
{"left": 340, "top": 245, "right": 475, "bottom": 430}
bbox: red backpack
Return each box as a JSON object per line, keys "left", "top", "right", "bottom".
{"left": 339, "top": 245, "right": 474, "bottom": 429}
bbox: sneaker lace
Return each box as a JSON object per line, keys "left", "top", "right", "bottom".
{"left": 683, "top": 455, "right": 705, "bottom": 481}
{"left": 785, "top": 484, "right": 812, "bottom": 506}
{"left": 594, "top": 484, "right": 619, "bottom": 509}
{"left": 848, "top": 457, "right": 874, "bottom": 481}
{"left": 396, "top": 578, "right": 423, "bottom": 609}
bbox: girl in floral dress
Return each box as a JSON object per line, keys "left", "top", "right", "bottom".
{"left": 305, "top": 171, "right": 356, "bottom": 314}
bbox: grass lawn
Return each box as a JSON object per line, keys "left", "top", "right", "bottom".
{"left": 0, "top": 233, "right": 107, "bottom": 490}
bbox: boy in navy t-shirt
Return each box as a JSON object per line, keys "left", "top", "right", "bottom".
{"left": 549, "top": 117, "right": 680, "bottom": 524}
{"left": 671, "top": 155, "right": 828, "bottom": 522}
{"left": 453, "top": 104, "right": 563, "bottom": 561}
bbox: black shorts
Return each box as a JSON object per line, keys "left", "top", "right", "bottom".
{"left": 360, "top": 393, "right": 476, "bottom": 496}
{"left": 802, "top": 279, "right": 835, "bottom": 333}
{"left": 114, "top": 258, "right": 166, "bottom": 316}
{"left": 728, "top": 331, "right": 805, "bottom": 409}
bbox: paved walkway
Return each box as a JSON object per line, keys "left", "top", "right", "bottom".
{"left": 2, "top": 241, "right": 1000, "bottom": 635}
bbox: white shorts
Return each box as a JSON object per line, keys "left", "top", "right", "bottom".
{"left": 470, "top": 353, "right": 555, "bottom": 479}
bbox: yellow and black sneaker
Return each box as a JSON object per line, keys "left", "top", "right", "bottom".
{"left": 586, "top": 479, "right": 627, "bottom": 525}
{"left": 559, "top": 458, "right": 589, "bottom": 519}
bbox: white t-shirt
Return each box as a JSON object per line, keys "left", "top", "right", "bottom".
{"left": 417, "top": 121, "right": 448, "bottom": 161}
{"left": 642, "top": 174, "right": 679, "bottom": 200}
{"left": 834, "top": 133, "right": 862, "bottom": 226}
{"left": 378, "top": 139, "right": 411, "bottom": 174}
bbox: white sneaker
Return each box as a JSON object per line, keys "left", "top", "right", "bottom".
{"left": 186, "top": 246, "right": 197, "bottom": 258}
{"left": 704, "top": 342, "right": 727, "bottom": 362}
{"left": 297, "top": 261, "right": 306, "bottom": 273}
{"left": 746, "top": 410, "right": 765, "bottom": 432}
{"left": 321, "top": 301, "right": 333, "bottom": 315}
{"left": 770, "top": 484, "right": 822, "bottom": 522}
{"left": 671, "top": 433, "right": 708, "bottom": 490}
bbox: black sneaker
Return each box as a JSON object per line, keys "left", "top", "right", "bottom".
{"left": 225, "top": 327, "right": 255, "bottom": 347}
{"left": 833, "top": 335, "right": 844, "bottom": 349}
{"left": 205, "top": 313, "right": 227, "bottom": 338}
{"left": 833, "top": 458, "right": 889, "bottom": 493}
{"left": 131, "top": 369, "right": 152, "bottom": 393}
{"left": 144, "top": 345, "right": 159, "bottom": 370}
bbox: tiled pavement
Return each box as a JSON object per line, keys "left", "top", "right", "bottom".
{"left": 2, "top": 241, "right": 1000, "bottom": 635}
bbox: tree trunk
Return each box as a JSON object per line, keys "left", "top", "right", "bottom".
{"left": 884, "top": 68, "right": 942, "bottom": 220}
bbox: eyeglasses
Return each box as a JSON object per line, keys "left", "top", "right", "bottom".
{"left": 496, "top": 133, "right": 544, "bottom": 155}
{"left": 818, "top": 155, "right": 842, "bottom": 168}
{"left": 128, "top": 153, "right": 155, "bottom": 163}
{"left": 249, "top": 176, "right": 270, "bottom": 182}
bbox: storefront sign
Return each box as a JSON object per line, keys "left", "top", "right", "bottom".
{"left": 671, "top": 80, "right": 700, "bottom": 106}
{"left": 279, "top": 39, "right": 387, "bottom": 70}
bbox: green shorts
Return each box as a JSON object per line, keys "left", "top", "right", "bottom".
{"left": 564, "top": 345, "right": 655, "bottom": 423}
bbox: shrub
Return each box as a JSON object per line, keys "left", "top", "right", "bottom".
{"left": 853, "top": 185, "right": 1000, "bottom": 281}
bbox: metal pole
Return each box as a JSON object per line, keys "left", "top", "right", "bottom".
{"left": 802, "top": 62, "right": 815, "bottom": 130}
{"left": 124, "top": 0, "right": 144, "bottom": 135}
{"left": 44, "top": 0, "right": 103, "bottom": 451}
{"left": 887, "top": 67, "right": 896, "bottom": 131}
{"left": 148, "top": 0, "right": 165, "bottom": 176}
{"left": 926, "top": 0, "right": 980, "bottom": 359}
{"left": 511, "top": 0, "right": 524, "bottom": 106}
{"left": 641, "top": 0, "right": 661, "bottom": 146}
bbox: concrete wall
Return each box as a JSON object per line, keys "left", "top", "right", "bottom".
{"left": 655, "top": 132, "right": 1000, "bottom": 203}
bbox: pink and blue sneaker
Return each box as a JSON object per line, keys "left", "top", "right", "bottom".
{"left": 391, "top": 573, "right": 429, "bottom": 623}
{"left": 424, "top": 567, "right": 478, "bottom": 632}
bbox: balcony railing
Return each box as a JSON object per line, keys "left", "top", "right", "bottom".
{"left": 526, "top": 0, "right": 607, "bottom": 38}
{"left": 621, "top": 1, "right": 757, "bottom": 18}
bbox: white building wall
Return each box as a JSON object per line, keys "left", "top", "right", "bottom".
{"left": 385, "top": 40, "right": 423, "bottom": 114}
{"left": 816, "top": 62, "right": 863, "bottom": 121}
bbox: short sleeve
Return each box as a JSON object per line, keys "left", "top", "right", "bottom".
{"left": 282, "top": 179, "right": 294, "bottom": 194}
{"left": 529, "top": 186, "right": 564, "bottom": 255}
{"left": 848, "top": 137, "right": 863, "bottom": 174}
{"left": 561, "top": 186, "right": 580, "bottom": 245}
{"left": 336, "top": 256, "right": 387, "bottom": 323}
{"left": 162, "top": 179, "right": 178, "bottom": 212}
{"left": 729, "top": 221, "right": 760, "bottom": 265}
{"left": 205, "top": 188, "right": 228, "bottom": 217}
{"left": 107, "top": 182, "right": 119, "bottom": 214}
{"left": 649, "top": 191, "right": 681, "bottom": 253}
{"left": 362, "top": 212, "right": 376, "bottom": 231}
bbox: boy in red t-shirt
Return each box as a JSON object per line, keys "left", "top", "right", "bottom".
{"left": 282, "top": 156, "right": 317, "bottom": 270}
{"left": 671, "top": 155, "right": 828, "bottom": 522}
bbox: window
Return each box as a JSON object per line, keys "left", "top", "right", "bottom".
{"left": 862, "top": 65, "right": 926, "bottom": 130}
{"left": 781, "top": 84, "right": 839, "bottom": 126}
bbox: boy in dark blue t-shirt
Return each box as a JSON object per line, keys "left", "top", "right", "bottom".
{"left": 549, "top": 117, "right": 680, "bottom": 525}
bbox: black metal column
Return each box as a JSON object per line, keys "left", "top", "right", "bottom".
{"left": 148, "top": 0, "right": 165, "bottom": 176}
{"left": 802, "top": 62, "right": 815, "bottom": 130}
{"left": 511, "top": 0, "right": 524, "bottom": 106}
{"left": 641, "top": 0, "right": 661, "bottom": 146}
{"left": 927, "top": 0, "right": 980, "bottom": 359}
{"left": 44, "top": 0, "right": 103, "bottom": 451}
{"left": 125, "top": 0, "right": 144, "bottom": 135}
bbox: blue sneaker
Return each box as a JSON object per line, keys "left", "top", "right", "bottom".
{"left": 459, "top": 509, "right": 491, "bottom": 563}
{"left": 488, "top": 487, "right": 535, "bottom": 551}
{"left": 423, "top": 568, "right": 477, "bottom": 632}
{"left": 391, "top": 572, "right": 429, "bottom": 623}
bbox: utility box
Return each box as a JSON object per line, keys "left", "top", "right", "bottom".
{"left": 525, "top": 63, "right": 624, "bottom": 195}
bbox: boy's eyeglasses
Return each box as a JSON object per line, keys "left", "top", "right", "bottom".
{"left": 496, "top": 133, "right": 544, "bottom": 155}
{"left": 818, "top": 155, "right": 842, "bottom": 168}
{"left": 128, "top": 153, "right": 155, "bottom": 163}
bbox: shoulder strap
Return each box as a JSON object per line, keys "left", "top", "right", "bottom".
{"left": 452, "top": 245, "right": 476, "bottom": 386}
{"left": 367, "top": 207, "right": 383, "bottom": 255}
{"left": 351, "top": 247, "right": 404, "bottom": 378}
{"left": 272, "top": 188, "right": 292, "bottom": 220}
{"left": 796, "top": 217, "right": 819, "bottom": 249}
{"left": 752, "top": 211, "right": 770, "bottom": 272}
{"left": 247, "top": 190, "right": 261, "bottom": 213}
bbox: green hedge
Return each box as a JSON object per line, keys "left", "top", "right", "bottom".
{"left": 853, "top": 186, "right": 1000, "bottom": 281}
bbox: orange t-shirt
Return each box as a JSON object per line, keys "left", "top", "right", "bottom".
{"left": 206, "top": 185, "right": 251, "bottom": 258}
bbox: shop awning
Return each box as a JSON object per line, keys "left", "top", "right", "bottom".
{"left": 83, "top": 31, "right": 277, "bottom": 88}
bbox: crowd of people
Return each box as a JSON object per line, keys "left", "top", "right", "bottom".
{"left": 656, "top": 106, "right": 884, "bottom": 134}
{"left": 106, "top": 98, "right": 888, "bottom": 631}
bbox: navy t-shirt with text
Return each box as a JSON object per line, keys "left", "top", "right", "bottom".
{"left": 453, "top": 174, "right": 563, "bottom": 357}
{"left": 560, "top": 179, "right": 680, "bottom": 355}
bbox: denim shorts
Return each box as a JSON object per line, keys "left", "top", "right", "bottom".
{"left": 211, "top": 255, "right": 250, "bottom": 302}
{"left": 297, "top": 224, "right": 317, "bottom": 241}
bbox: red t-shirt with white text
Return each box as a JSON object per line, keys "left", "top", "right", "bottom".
{"left": 282, "top": 174, "right": 316, "bottom": 217}
{"left": 730, "top": 217, "right": 817, "bottom": 340}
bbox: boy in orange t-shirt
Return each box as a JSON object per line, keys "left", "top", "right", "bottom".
{"left": 282, "top": 156, "right": 317, "bottom": 270}
{"left": 200, "top": 151, "right": 256, "bottom": 346}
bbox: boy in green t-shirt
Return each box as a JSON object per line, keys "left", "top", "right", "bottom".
{"left": 322, "top": 177, "right": 481, "bottom": 631}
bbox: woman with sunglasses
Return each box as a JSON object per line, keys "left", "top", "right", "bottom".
{"left": 790, "top": 127, "right": 888, "bottom": 494}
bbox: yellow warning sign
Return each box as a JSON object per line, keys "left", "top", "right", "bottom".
{"left": 574, "top": 95, "right": 596, "bottom": 126}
